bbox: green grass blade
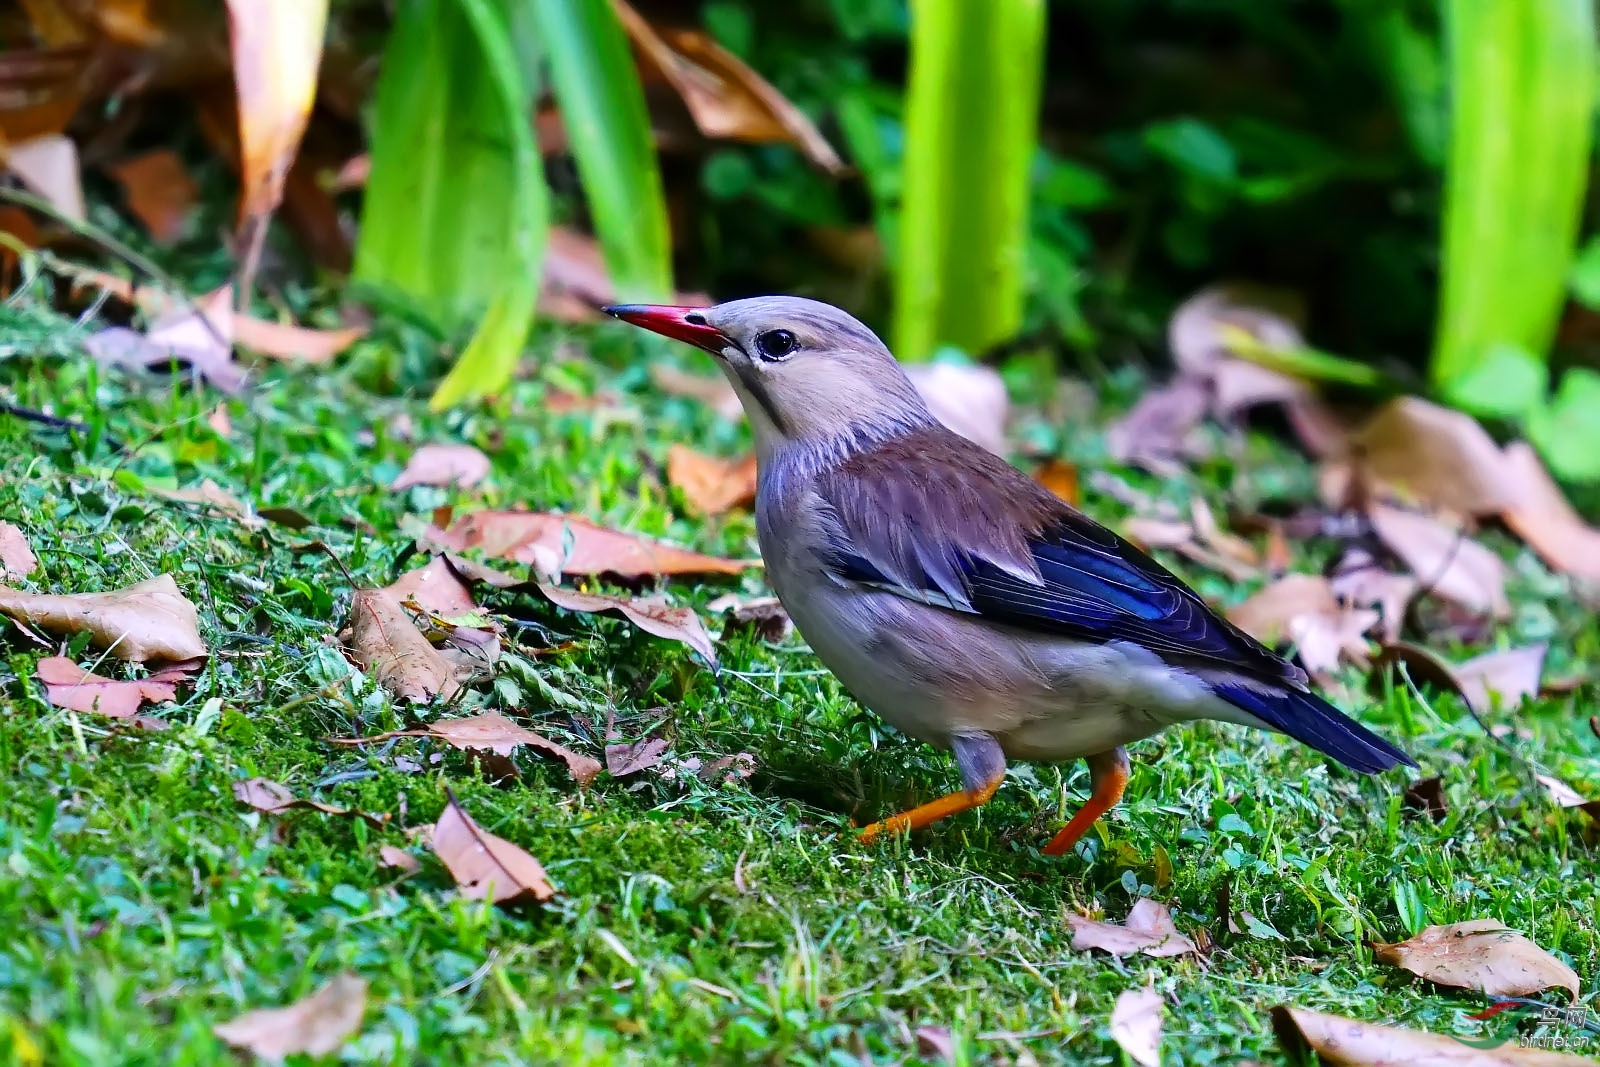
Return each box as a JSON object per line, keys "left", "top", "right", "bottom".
{"left": 894, "top": 0, "right": 1045, "bottom": 362}
{"left": 429, "top": 0, "right": 549, "bottom": 408}
{"left": 535, "top": 0, "right": 672, "bottom": 302}
{"left": 1433, "top": 0, "right": 1595, "bottom": 412}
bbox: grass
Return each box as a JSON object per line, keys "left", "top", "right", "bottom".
{"left": 0, "top": 262, "right": 1596, "bottom": 1066}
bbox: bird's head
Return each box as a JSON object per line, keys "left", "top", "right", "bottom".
{"left": 604, "top": 296, "right": 932, "bottom": 453}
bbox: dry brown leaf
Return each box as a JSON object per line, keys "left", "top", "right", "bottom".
{"left": 1501, "top": 441, "right": 1600, "bottom": 584}
{"left": 147, "top": 478, "right": 261, "bottom": 527}
{"left": 1455, "top": 644, "right": 1547, "bottom": 714}
{"left": 1190, "top": 498, "right": 1259, "bottom": 566}
{"left": 1271, "top": 1005, "right": 1596, "bottom": 1067}
{"left": 606, "top": 716, "right": 671, "bottom": 778}
{"left": 1372, "top": 920, "right": 1580, "bottom": 1000}
{"left": 213, "top": 973, "right": 367, "bottom": 1060}
{"left": 435, "top": 510, "right": 757, "bottom": 580}
{"left": 914, "top": 1025, "right": 956, "bottom": 1063}
{"left": 1032, "top": 459, "right": 1080, "bottom": 505}
{"left": 231, "top": 777, "right": 387, "bottom": 826}
{"left": 391, "top": 443, "right": 491, "bottom": 491}
{"left": 1403, "top": 776, "right": 1448, "bottom": 822}
{"left": 1066, "top": 899, "right": 1199, "bottom": 959}
{"left": 385, "top": 556, "right": 480, "bottom": 618}
{"left": 667, "top": 446, "right": 757, "bottom": 516}
{"left": 340, "top": 588, "right": 461, "bottom": 703}
{"left": 1169, "top": 284, "right": 1306, "bottom": 377}
{"left": 1367, "top": 504, "right": 1510, "bottom": 618}
{"left": 539, "top": 584, "right": 717, "bottom": 667}
{"left": 0, "top": 521, "right": 37, "bottom": 580}
{"left": 1227, "top": 574, "right": 1376, "bottom": 676}
{"left": 613, "top": 0, "right": 844, "bottom": 173}
{"left": 232, "top": 315, "right": 365, "bottom": 364}
{"left": 707, "top": 592, "right": 792, "bottom": 642}
{"left": 1109, "top": 986, "right": 1163, "bottom": 1067}
{"left": 224, "top": 0, "right": 329, "bottom": 298}
{"left": 85, "top": 284, "right": 245, "bottom": 393}
{"left": 1534, "top": 775, "right": 1600, "bottom": 827}
{"left": 1106, "top": 377, "right": 1211, "bottom": 477}
{"left": 3, "top": 133, "right": 85, "bottom": 221}
{"left": 334, "top": 713, "right": 602, "bottom": 787}
{"left": 105, "top": 149, "right": 197, "bottom": 243}
{"left": 1353, "top": 397, "right": 1513, "bottom": 517}
{"left": 36, "top": 656, "right": 199, "bottom": 718}
{"left": 650, "top": 364, "right": 743, "bottom": 420}
{"left": 905, "top": 363, "right": 1010, "bottom": 457}
{"left": 378, "top": 844, "right": 421, "bottom": 873}
{"left": 1329, "top": 554, "right": 1418, "bottom": 645}
{"left": 0, "top": 573, "right": 207, "bottom": 662}
{"left": 431, "top": 789, "right": 554, "bottom": 904}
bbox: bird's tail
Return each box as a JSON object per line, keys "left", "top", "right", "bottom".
{"left": 1209, "top": 679, "right": 1417, "bottom": 774}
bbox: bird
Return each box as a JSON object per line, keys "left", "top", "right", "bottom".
{"left": 603, "top": 296, "right": 1416, "bottom": 855}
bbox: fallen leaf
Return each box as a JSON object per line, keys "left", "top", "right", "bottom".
{"left": 147, "top": 478, "right": 262, "bottom": 528}
{"left": 650, "top": 364, "right": 743, "bottom": 421}
{"left": 0, "top": 521, "right": 37, "bottom": 580}
{"left": 231, "top": 777, "right": 387, "bottom": 826}
{"left": 539, "top": 584, "right": 717, "bottom": 667}
{"left": 914, "top": 1025, "right": 955, "bottom": 1063}
{"left": 105, "top": 149, "right": 198, "bottom": 243}
{"left": 667, "top": 446, "right": 757, "bottom": 516}
{"left": 1271, "top": 1005, "right": 1595, "bottom": 1067}
{"left": 1403, "top": 776, "right": 1448, "bottom": 822}
{"left": 606, "top": 716, "right": 671, "bottom": 777}
{"left": 707, "top": 592, "right": 791, "bottom": 642}
{"left": 1352, "top": 397, "right": 1513, "bottom": 516}
{"left": 85, "top": 284, "right": 246, "bottom": 394}
{"left": 1109, "top": 986, "right": 1163, "bottom": 1067}
{"left": 0, "top": 573, "right": 207, "bottom": 662}
{"left": 3, "top": 133, "right": 85, "bottom": 221}
{"left": 1329, "top": 552, "right": 1418, "bottom": 644}
{"left": 613, "top": 0, "right": 844, "bottom": 173}
{"left": 1367, "top": 503, "right": 1510, "bottom": 618}
{"left": 1227, "top": 574, "right": 1376, "bottom": 676}
{"left": 213, "top": 973, "right": 367, "bottom": 1059}
{"left": 1454, "top": 644, "right": 1548, "bottom": 714}
{"left": 385, "top": 556, "right": 481, "bottom": 617}
{"left": 1169, "top": 284, "right": 1306, "bottom": 377}
{"left": 1534, "top": 774, "right": 1600, "bottom": 824}
{"left": 905, "top": 363, "right": 1010, "bottom": 457}
{"left": 35, "top": 656, "right": 199, "bottom": 718}
{"left": 232, "top": 315, "right": 365, "bottom": 364}
{"left": 391, "top": 443, "right": 491, "bottom": 491}
{"left": 1032, "top": 459, "right": 1080, "bottom": 505}
{"left": 1371, "top": 919, "right": 1580, "bottom": 1000}
{"left": 340, "top": 588, "right": 461, "bottom": 703}
{"left": 1106, "top": 377, "right": 1211, "bottom": 477}
{"left": 378, "top": 845, "right": 421, "bottom": 873}
{"left": 224, "top": 0, "right": 330, "bottom": 298}
{"left": 435, "top": 510, "right": 756, "bottom": 580}
{"left": 430, "top": 788, "right": 554, "bottom": 904}
{"left": 1500, "top": 441, "right": 1600, "bottom": 584}
{"left": 1190, "top": 498, "right": 1259, "bottom": 566}
{"left": 207, "top": 405, "right": 233, "bottom": 436}
{"left": 1066, "top": 899, "right": 1199, "bottom": 959}
{"left": 332, "top": 713, "right": 602, "bottom": 786}
{"left": 540, "top": 226, "right": 711, "bottom": 320}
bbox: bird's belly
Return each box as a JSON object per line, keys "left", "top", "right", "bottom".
{"left": 773, "top": 575, "right": 1218, "bottom": 762}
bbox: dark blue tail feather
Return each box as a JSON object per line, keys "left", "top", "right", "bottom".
{"left": 1211, "top": 680, "right": 1417, "bottom": 774}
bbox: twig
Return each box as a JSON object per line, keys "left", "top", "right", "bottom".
{"left": 0, "top": 400, "right": 124, "bottom": 452}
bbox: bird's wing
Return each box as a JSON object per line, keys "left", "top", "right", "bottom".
{"left": 810, "top": 428, "right": 1300, "bottom": 687}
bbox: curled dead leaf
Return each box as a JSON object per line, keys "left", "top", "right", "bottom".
{"left": 1109, "top": 986, "right": 1163, "bottom": 1067}
{"left": 1271, "top": 1005, "right": 1595, "bottom": 1067}
{"left": 85, "top": 284, "right": 245, "bottom": 394}
{"left": 1371, "top": 920, "right": 1580, "bottom": 1000}
{"left": 707, "top": 593, "right": 791, "bottom": 642}
{"left": 1106, "top": 377, "right": 1211, "bottom": 478}
{"left": 332, "top": 713, "right": 602, "bottom": 787}
{"left": 384, "top": 556, "right": 481, "bottom": 618}
{"left": 613, "top": 0, "right": 844, "bottom": 173}
{"left": 36, "top": 656, "right": 200, "bottom": 718}
{"left": 1371, "top": 642, "right": 1546, "bottom": 715}
{"left": 106, "top": 149, "right": 198, "bottom": 244}
{"left": 1367, "top": 504, "right": 1510, "bottom": 619}
{"left": 147, "top": 478, "right": 262, "bottom": 528}
{"left": 232, "top": 777, "right": 388, "bottom": 827}
{"left": 1501, "top": 441, "right": 1600, "bottom": 584}
{"left": 0, "top": 521, "right": 38, "bottom": 580}
{"left": 0, "top": 573, "right": 207, "bottom": 662}
{"left": 1227, "top": 574, "right": 1376, "bottom": 676}
{"left": 1067, "top": 899, "right": 1199, "bottom": 959}
{"left": 1352, "top": 397, "right": 1514, "bottom": 516}
{"left": 539, "top": 584, "right": 717, "bottom": 668}
{"left": 391, "top": 443, "right": 491, "bottom": 491}
{"left": 213, "top": 973, "right": 367, "bottom": 1060}
{"left": 378, "top": 844, "right": 421, "bottom": 873}
{"left": 430, "top": 788, "right": 554, "bottom": 905}
{"left": 340, "top": 588, "right": 461, "bottom": 703}
{"left": 606, "top": 715, "right": 671, "bottom": 778}
{"left": 433, "top": 510, "right": 757, "bottom": 581}
{"left": 667, "top": 446, "right": 757, "bottom": 516}
{"left": 1403, "top": 776, "right": 1448, "bottom": 822}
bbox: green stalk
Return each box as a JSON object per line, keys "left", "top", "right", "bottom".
{"left": 894, "top": 0, "right": 1045, "bottom": 362}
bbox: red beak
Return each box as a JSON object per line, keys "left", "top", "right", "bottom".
{"left": 603, "top": 304, "right": 731, "bottom": 354}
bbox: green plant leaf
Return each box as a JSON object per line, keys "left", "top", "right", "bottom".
{"left": 536, "top": 0, "right": 671, "bottom": 302}
{"left": 1570, "top": 235, "right": 1600, "bottom": 310}
{"left": 894, "top": 0, "right": 1046, "bottom": 362}
{"left": 1528, "top": 368, "right": 1600, "bottom": 483}
{"left": 1440, "top": 342, "right": 1548, "bottom": 418}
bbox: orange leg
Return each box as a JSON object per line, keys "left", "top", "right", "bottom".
{"left": 857, "top": 771, "right": 1004, "bottom": 844}
{"left": 1041, "top": 747, "right": 1130, "bottom": 856}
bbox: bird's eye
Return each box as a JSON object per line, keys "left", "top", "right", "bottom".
{"left": 754, "top": 329, "right": 797, "bottom": 361}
